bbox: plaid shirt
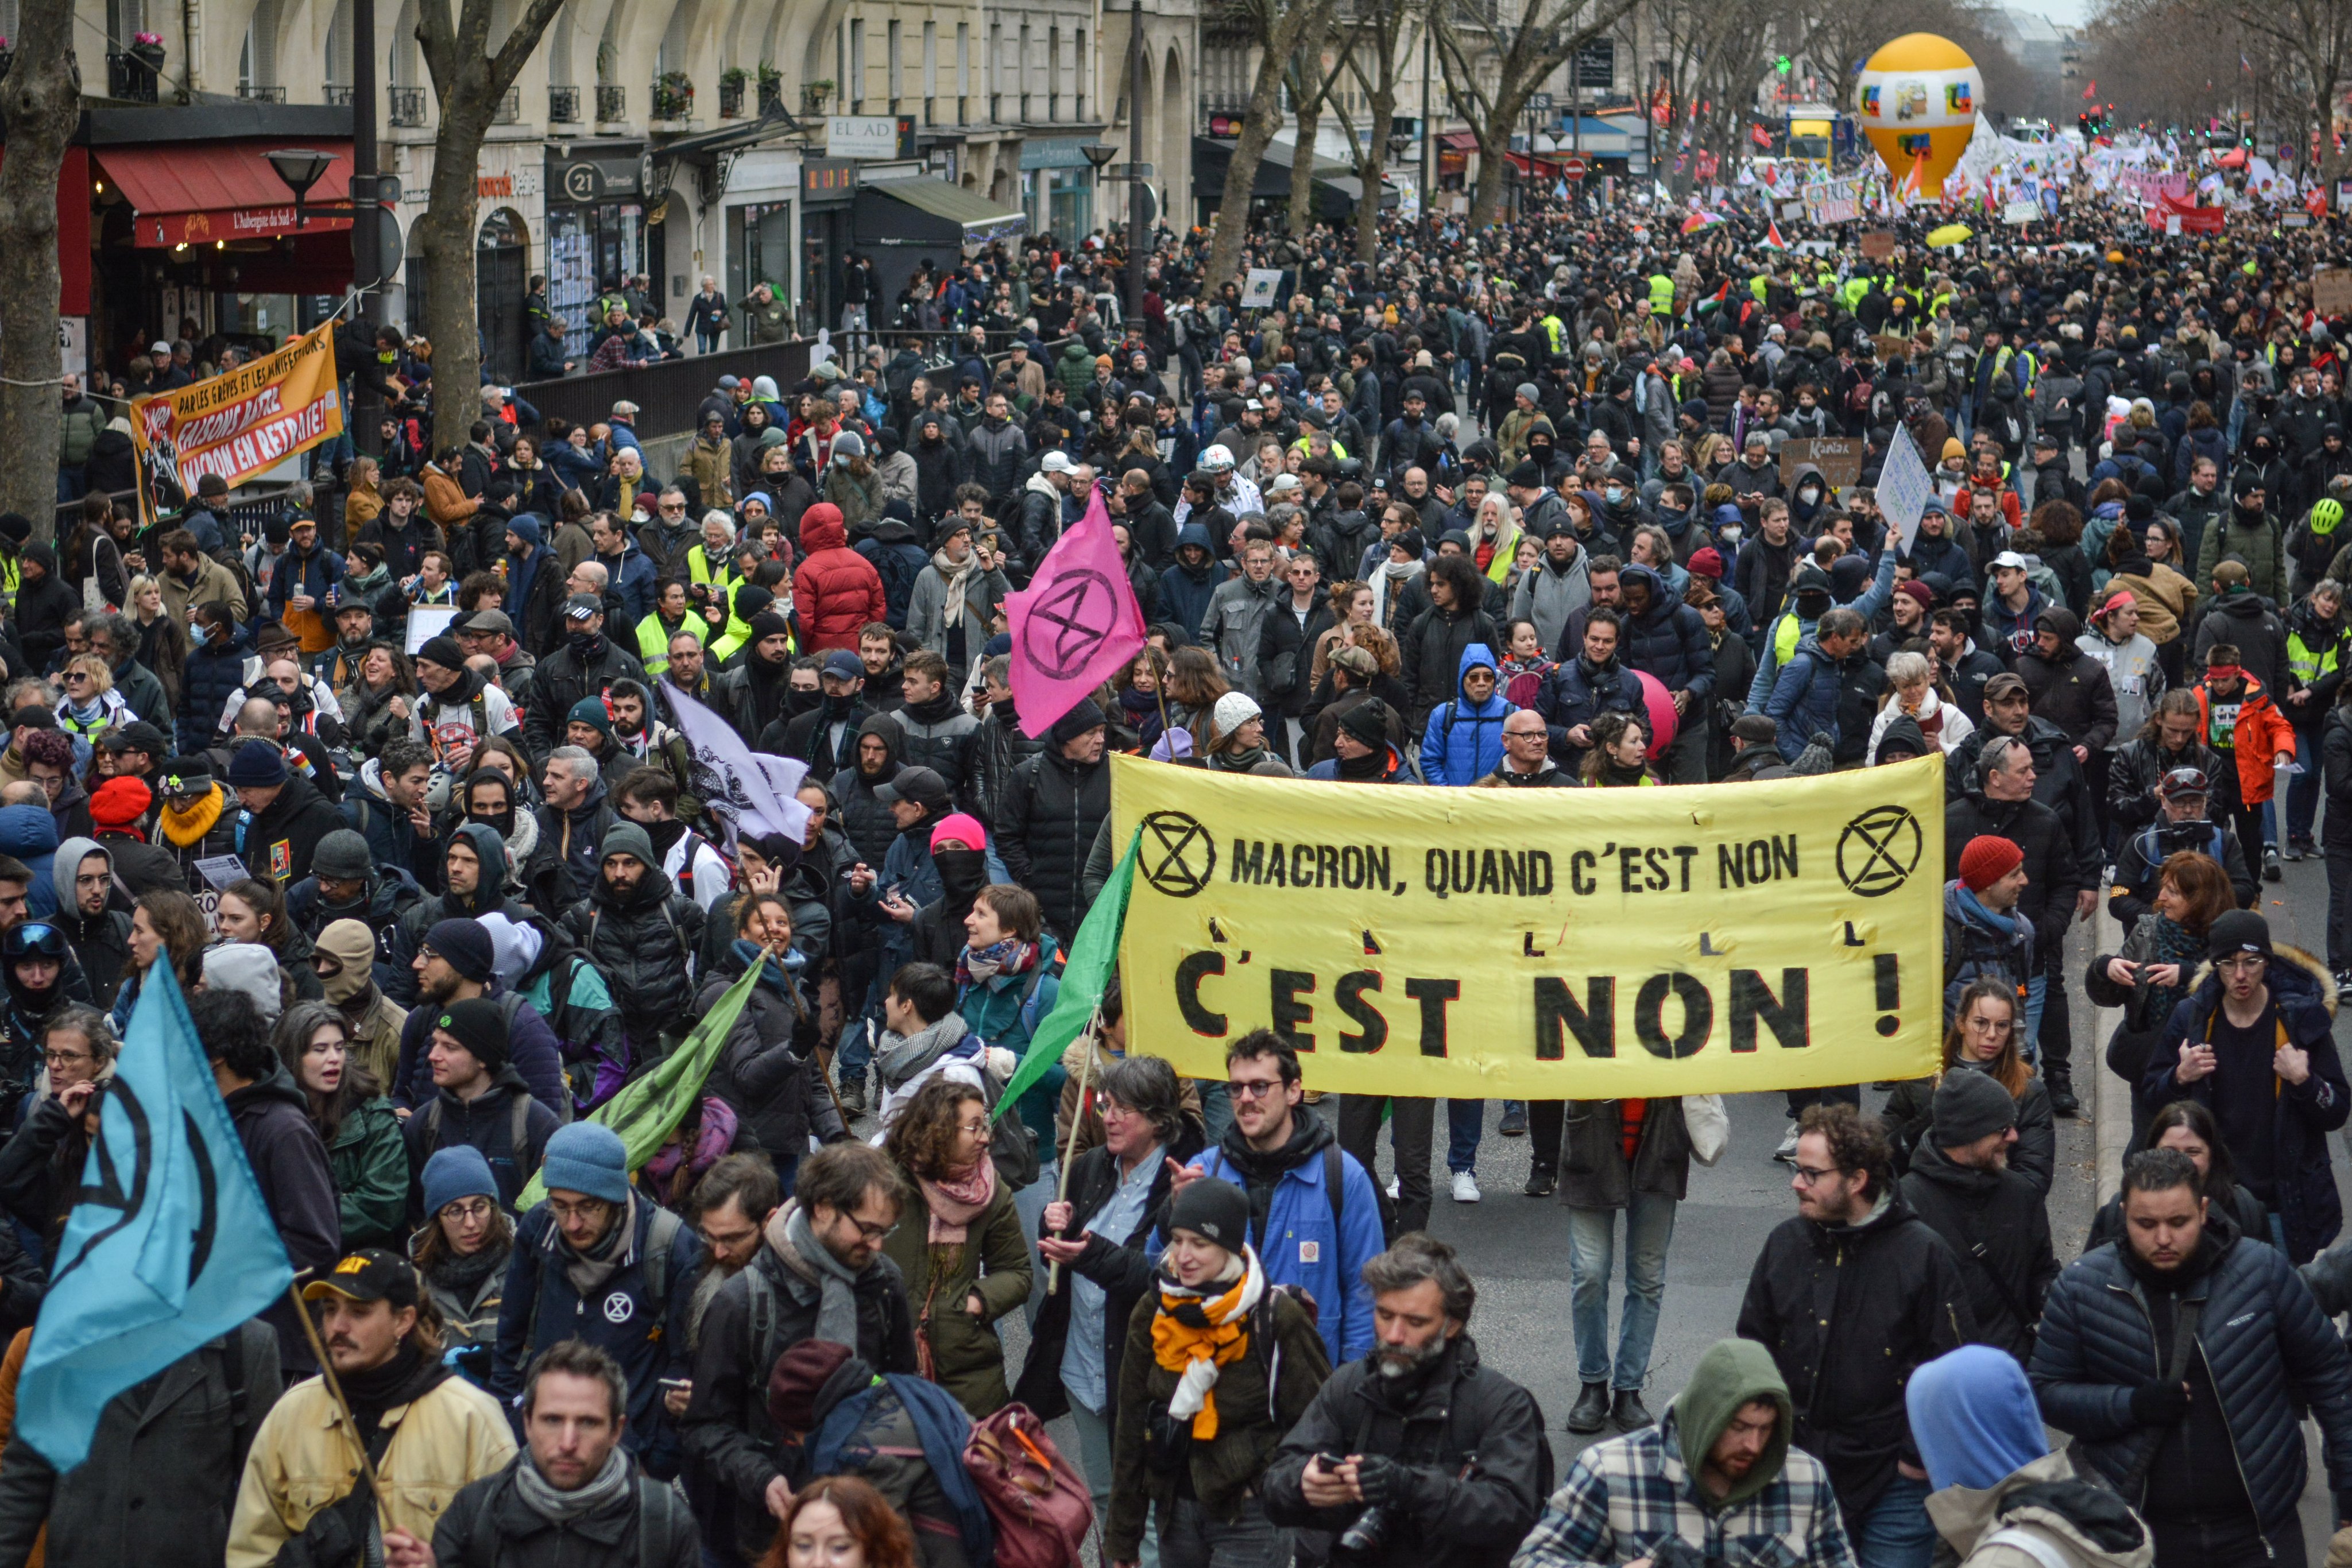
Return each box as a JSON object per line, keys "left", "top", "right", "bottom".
{"left": 1510, "top": 1411, "right": 1856, "bottom": 1568}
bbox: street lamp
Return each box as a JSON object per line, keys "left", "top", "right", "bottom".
{"left": 265, "top": 148, "right": 335, "bottom": 227}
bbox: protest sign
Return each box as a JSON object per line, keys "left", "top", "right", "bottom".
{"left": 130, "top": 319, "right": 343, "bottom": 522}
{"left": 1112, "top": 753, "right": 1945, "bottom": 1098}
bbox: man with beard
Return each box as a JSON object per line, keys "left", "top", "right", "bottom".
{"left": 525, "top": 595, "right": 648, "bottom": 759}
{"left": 1263, "top": 1235, "right": 1548, "bottom": 1568}
{"left": 339, "top": 738, "right": 441, "bottom": 891}
{"left": 539, "top": 746, "right": 619, "bottom": 909}
{"left": 713, "top": 609, "right": 796, "bottom": 748}
{"left": 389, "top": 821, "right": 537, "bottom": 1003}
{"left": 229, "top": 1249, "right": 515, "bottom": 1566}
{"left": 389, "top": 915, "right": 570, "bottom": 1117}
{"left": 1164, "top": 1031, "right": 1387, "bottom": 1365}
{"left": 560, "top": 822, "right": 704, "bottom": 1068}
{"left": 767, "top": 649, "right": 871, "bottom": 770}
{"left": 1896, "top": 1072, "right": 2056, "bottom": 1362}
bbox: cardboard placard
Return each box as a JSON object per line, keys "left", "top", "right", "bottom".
{"left": 1874, "top": 333, "right": 1915, "bottom": 363}
{"left": 1859, "top": 230, "right": 1897, "bottom": 261}
{"left": 2315, "top": 269, "right": 2352, "bottom": 316}
{"left": 405, "top": 605, "right": 459, "bottom": 655}
{"left": 1780, "top": 437, "right": 1863, "bottom": 490}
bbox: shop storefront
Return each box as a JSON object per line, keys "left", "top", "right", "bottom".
{"left": 799, "top": 158, "right": 858, "bottom": 336}
{"left": 1019, "top": 138, "right": 1098, "bottom": 241}
{"left": 544, "top": 147, "right": 650, "bottom": 361}
{"left": 721, "top": 148, "right": 803, "bottom": 331}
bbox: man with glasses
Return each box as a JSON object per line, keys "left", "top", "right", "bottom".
{"left": 1487, "top": 708, "right": 1573, "bottom": 786}
{"left": 492, "top": 1121, "right": 704, "bottom": 1482}
{"left": 1738, "top": 1104, "right": 1975, "bottom": 1568}
{"left": 2146, "top": 909, "right": 2349, "bottom": 1261}
{"left": 1165, "top": 1029, "right": 1387, "bottom": 1366}
{"left": 682, "top": 1141, "right": 917, "bottom": 1564}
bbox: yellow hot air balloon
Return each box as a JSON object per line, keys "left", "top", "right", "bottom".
{"left": 1854, "top": 33, "right": 1982, "bottom": 200}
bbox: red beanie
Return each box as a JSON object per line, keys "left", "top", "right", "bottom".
{"left": 1687, "top": 547, "right": 1724, "bottom": 579}
{"left": 1957, "top": 834, "right": 2025, "bottom": 893}
{"left": 88, "top": 775, "right": 152, "bottom": 835}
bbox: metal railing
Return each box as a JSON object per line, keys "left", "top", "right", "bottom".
{"left": 719, "top": 77, "right": 745, "bottom": 118}
{"left": 237, "top": 83, "right": 288, "bottom": 102}
{"left": 107, "top": 51, "right": 162, "bottom": 101}
{"left": 326, "top": 84, "right": 354, "bottom": 104}
{"left": 494, "top": 87, "right": 522, "bottom": 123}
{"left": 389, "top": 86, "right": 427, "bottom": 126}
{"left": 596, "top": 83, "right": 626, "bottom": 122}
{"left": 548, "top": 84, "right": 581, "bottom": 122}
{"left": 652, "top": 76, "right": 694, "bottom": 120}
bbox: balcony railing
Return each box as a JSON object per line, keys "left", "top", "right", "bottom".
{"left": 107, "top": 49, "right": 163, "bottom": 101}
{"left": 719, "top": 77, "right": 745, "bottom": 118}
{"left": 757, "top": 76, "right": 783, "bottom": 114}
{"left": 389, "top": 85, "right": 427, "bottom": 126}
{"left": 595, "top": 83, "right": 626, "bottom": 122}
{"left": 548, "top": 84, "right": 581, "bottom": 122}
{"left": 652, "top": 74, "right": 693, "bottom": 120}
{"left": 494, "top": 87, "right": 522, "bottom": 123}
{"left": 325, "top": 84, "right": 354, "bottom": 104}
{"left": 237, "top": 83, "right": 287, "bottom": 102}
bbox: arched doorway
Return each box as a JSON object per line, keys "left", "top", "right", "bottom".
{"left": 477, "top": 208, "right": 531, "bottom": 382}
{"left": 1160, "top": 48, "right": 1185, "bottom": 230}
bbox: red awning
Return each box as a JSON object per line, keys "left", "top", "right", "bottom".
{"left": 1438, "top": 130, "right": 1480, "bottom": 152}
{"left": 98, "top": 140, "right": 353, "bottom": 247}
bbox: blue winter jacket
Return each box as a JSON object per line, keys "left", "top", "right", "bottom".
{"left": 1763, "top": 634, "right": 1843, "bottom": 761}
{"left": 495, "top": 1188, "right": 705, "bottom": 1468}
{"left": 1419, "top": 642, "right": 1511, "bottom": 785}
{"left": 2030, "top": 1218, "right": 2352, "bottom": 1534}
{"left": 1163, "top": 1118, "right": 1387, "bottom": 1365}
{"left": 178, "top": 622, "right": 254, "bottom": 753}
{"left": 264, "top": 541, "right": 345, "bottom": 623}
{"left": 1616, "top": 564, "right": 1715, "bottom": 700}
{"left": 0, "top": 807, "right": 57, "bottom": 917}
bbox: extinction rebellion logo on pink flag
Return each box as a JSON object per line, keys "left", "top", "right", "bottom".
{"left": 1005, "top": 486, "right": 1147, "bottom": 740}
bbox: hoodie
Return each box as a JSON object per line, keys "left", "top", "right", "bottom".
{"left": 1158, "top": 521, "right": 1222, "bottom": 637}
{"left": 51, "top": 835, "right": 131, "bottom": 1008}
{"left": 1907, "top": 1345, "right": 2049, "bottom": 1495}
{"left": 0, "top": 806, "right": 60, "bottom": 917}
{"left": 1420, "top": 642, "right": 1511, "bottom": 785}
{"left": 1673, "top": 1337, "right": 1796, "bottom": 1510}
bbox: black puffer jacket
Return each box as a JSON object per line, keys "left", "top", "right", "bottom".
{"left": 2032, "top": 1217, "right": 2352, "bottom": 1534}
{"left": 829, "top": 715, "right": 904, "bottom": 870}
{"left": 521, "top": 632, "right": 649, "bottom": 757}
{"left": 996, "top": 717, "right": 1111, "bottom": 940}
{"left": 560, "top": 824, "right": 706, "bottom": 1039}
{"left": 1947, "top": 717, "right": 2100, "bottom": 859}
{"left": 969, "top": 704, "right": 1047, "bottom": 835}
{"left": 1734, "top": 1190, "right": 1977, "bottom": 1522}
{"left": 1398, "top": 603, "right": 1503, "bottom": 732}
{"left": 1616, "top": 564, "right": 1714, "bottom": 698}
{"left": 1897, "top": 1140, "right": 2058, "bottom": 1361}
{"left": 2016, "top": 609, "right": 2119, "bottom": 752}
{"left": 697, "top": 944, "right": 840, "bottom": 1161}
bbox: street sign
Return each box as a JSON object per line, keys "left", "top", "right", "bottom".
{"left": 1559, "top": 153, "right": 1589, "bottom": 179}
{"left": 353, "top": 210, "right": 404, "bottom": 289}
{"left": 1530, "top": 92, "right": 1554, "bottom": 110}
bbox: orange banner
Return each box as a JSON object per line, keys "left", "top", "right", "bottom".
{"left": 130, "top": 320, "right": 344, "bottom": 511}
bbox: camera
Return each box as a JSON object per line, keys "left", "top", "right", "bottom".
{"left": 1334, "top": 1506, "right": 1389, "bottom": 1561}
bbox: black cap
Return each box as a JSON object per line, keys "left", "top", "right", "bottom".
{"left": 99, "top": 721, "right": 169, "bottom": 756}
{"left": 1168, "top": 1177, "right": 1251, "bottom": 1250}
{"left": 874, "top": 765, "right": 952, "bottom": 812}
{"left": 300, "top": 1248, "right": 423, "bottom": 1307}
{"left": 2207, "top": 909, "right": 2273, "bottom": 962}
{"left": 564, "top": 593, "right": 602, "bottom": 622}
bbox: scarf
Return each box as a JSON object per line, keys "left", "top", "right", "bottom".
{"left": 933, "top": 548, "right": 977, "bottom": 628}
{"left": 1150, "top": 1246, "right": 1264, "bottom": 1439}
{"left": 427, "top": 1237, "right": 509, "bottom": 1296}
{"left": 768, "top": 1199, "right": 865, "bottom": 1348}
{"left": 1597, "top": 758, "right": 1650, "bottom": 787}
{"left": 1210, "top": 743, "right": 1272, "bottom": 773}
{"left": 554, "top": 1191, "right": 638, "bottom": 1298}
{"left": 160, "top": 784, "right": 226, "bottom": 848}
{"left": 1336, "top": 744, "right": 1389, "bottom": 781}
{"left": 1952, "top": 883, "right": 2021, "bottom": 938}
{"left": 512, "top": 1443, "right": 632, "bottom": 1524}
{"left": 919, "top": 1158, "right": 997, "bottom": 1245}
{"left": 957, "top": 935, "right": 1039, "bottom": 988}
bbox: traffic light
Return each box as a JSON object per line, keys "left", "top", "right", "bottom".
{"left": 2079, "top": 113, "right": 2093, "bottom": 137}
{"left": 1775, "top": 55, "right": 1792, "bottom": 76}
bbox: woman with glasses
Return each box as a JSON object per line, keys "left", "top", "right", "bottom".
{"left": 2087, "top": 850, "right": 2235, "bottom": 1152}
{"left": 1883, "top": 978, "right": 2056, "bottom": 1199}
{"left": 878, "top": 1076, "right": 1031, "bottom": 1418}
{"left": 274, "top": 1000, "right": 405, "bottom": 1249}
{"left": 410, "top": 1145, "right": 514, "bottom": 1353}
{"left": 52, "top": 655, "right": 131, "bottom": 762}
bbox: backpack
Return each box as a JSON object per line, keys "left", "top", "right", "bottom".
{"left": 443, "top": 1471, "right": 694, "bottom": 1568}
{"left": 1325, "top": 1141, "right": 1396, "bottom": 1247}
{"left": 1845, "top": 377, "right": 1875, "bottom": 419}
{"left": 964, "top": 1403, "right": 1094, "bottom": 1568}
{"left": 811, "top": 1372, "right": 998, "bottom": 1568}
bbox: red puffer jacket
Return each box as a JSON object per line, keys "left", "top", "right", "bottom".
{"left": 791, "top": 502, "right": 888, "bottom": 651}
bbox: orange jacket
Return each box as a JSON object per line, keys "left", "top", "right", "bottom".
{"left": 420, "top": 465, "right": 478, "bottom": 529}
{"left": 2192, "top": 676, "right": 2297, "bottom": 804}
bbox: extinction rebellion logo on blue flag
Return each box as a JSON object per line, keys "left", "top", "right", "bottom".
{"left": 16, "top": 965, "right": 293, "bottom": 1470}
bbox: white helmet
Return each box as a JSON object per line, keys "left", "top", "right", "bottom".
{"left": 1200, "top": 444, "right": 1235, "bottom": 472}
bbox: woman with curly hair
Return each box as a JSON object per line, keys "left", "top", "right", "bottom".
{"left": 879, "top": 1075, "right": 1031, "bottom": 1416}
{"left": 1581, "top": 710, "right": 1654, "bottom": 786}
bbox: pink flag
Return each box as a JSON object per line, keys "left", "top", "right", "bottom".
{"left": 1005, "top": 486, "right": 1147, "bottom": 740}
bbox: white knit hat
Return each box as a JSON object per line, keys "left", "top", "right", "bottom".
{"left": 1210, "top": 691, "right": 1262, "bottom": 743}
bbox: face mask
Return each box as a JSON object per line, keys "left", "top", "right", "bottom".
{"left": 935, "top": 847, "right": 988, "bottom": 901}
{"left": 1800, "top": 487, "right": 1821, "bottom": 504}
{"left": 1606, "top": 487, "right": 1625, "bottom": 504}
{"left": 1719, "top": 525, "right": 1743, "bottom": 545}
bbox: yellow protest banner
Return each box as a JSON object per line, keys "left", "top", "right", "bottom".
{"left": 130, "top": 319, "right": 345, "bottom": 522}
{"left": 1112, "top": 752, "right": 1946, "bottom": 1098}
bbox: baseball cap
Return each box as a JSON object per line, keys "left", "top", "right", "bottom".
{"left": 821, "top": 649, "right": 865, "bottom": 680}
{"left": 874, "top": 766, "right": 953, "bottom": 811}
{"left": 457, "top": 609, "right": 516, "bottom": 637}
{"left": 563, "top": 593, "right": 602, "bottom": 622}
{"left": 1989, "top": 550, "right": 2029, "bottom": 571}
{"left": 1040, "top": 451, "right": 1076, "bottom": 474}
{"left": 1982, "top": 672, "right": 2030, "bottom": 702}
{"left": 98, "top": 721, "right": 169, "bottom": 756}
{"left": 149, "top": 340, "right": 171, "bottom": 355}
{"left": 300, "top": 1248, "right": 423, "bottom": 1308}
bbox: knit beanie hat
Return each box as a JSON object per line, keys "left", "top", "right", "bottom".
{"left": 767, "top": 1338, "right": 859, "bottom": 1434}
{"left": 416, "top": 636, "right": 467, "bottom": 671}
{"left": 421, "top": 1145, "right": 500, "bottom": 1218}
{"left": 315, "top": 919, "right": 379, "bottom": 1005}
{"left": 431, "top": 995, "right": 510, "bottom": 1075}
{"left": 747, "top": 609, "right": 794, "bottom": 643}
{"left": 1337, "top": 697, "right": 1392, "bottom": 750}
{"left": 311, "top": 829, "right": 372, "bottom": 882}
{"left": 1956, "top": 835, "right": 2024, "bottom": 893}
{"left": 1210, "top": 691, "right": 1263, "bottom": 744}
{"left": 423, "top": 917, "right": 498, "bottom": 983}
{"left": 226, "top": 739, "right": 289, "bottom": 788}
{"left": 1932, "top": 1068, "right": 2018, "bottom": 1147}
{"left": 1168, "top": 1177, "right": 1251, "bottom": 1250}
{"left": 540, "top": 1122, "right": 630, "bottom": 1205}
{"left": 88, "top": 775, "right": 152, "bottom": 833}
{"left": 1686, "top": 547, "right": 1725, "bottom": 579}
{"left": 2207, "top": 908, "right": 2273, "bottom": 962}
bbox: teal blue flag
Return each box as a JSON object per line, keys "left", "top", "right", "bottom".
{"left": 18, "top": 963, "right": 293, "bottom": 1469}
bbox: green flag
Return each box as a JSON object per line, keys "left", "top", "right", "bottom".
{"left": 993, "top": 828, "right": 1138, "bottom": 1122}
{"left": 516, "top": 951, "right": 769, "bottom": 1210}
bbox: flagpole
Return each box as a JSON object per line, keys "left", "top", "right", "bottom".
{"left": 1045, "top": 1008, "right": 1105, "bottom": 1296}
{"left": 286, "top": 1278, "right": 395, "bottom": 1539}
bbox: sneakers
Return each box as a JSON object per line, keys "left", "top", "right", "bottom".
{"left": 1452, "top": 1170, "right": 1481, "bottom": 1203}
{"left": 2336, "top": 969, "right": 2352, "bottom": 1004}
{"left": 2265, "top": 847, "right": 2284, "bottom": 882}
{"left": 1499, "top": 1102, "right": 1529, "bottom": 1137}
{"left": 1774, "top": 1122, "right": 1801, "bottom": 1162}
{"left": 1386, "top": 1175, "right": 1399, "bottom": 1201}
{"left": 2287, "top": 837, "right": 2315, "bottom": 862}
{"left": 1524, "top": 1168, "right": 1557, "bottom": 1197}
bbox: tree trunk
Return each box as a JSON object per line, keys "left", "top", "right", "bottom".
{"left": 1208, "top": 49, "right": 1297, "bottom": 288}
{"left": 0, "top": 4, "right": 78, "bottom": 543}
{"left": 1289, "top": 92, "right": 1324, "bottom": 234}
{"left": 1469, "top": 100, "right": 1518, "bottom": 231}
{"left": 1357, "top": 92, "right": 1394, "bottom": 262}
{"left": 420, "top": 87, "right": 498, "bottom": 456}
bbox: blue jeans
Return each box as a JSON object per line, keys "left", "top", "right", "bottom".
{"left": 1566, "top": 1191, "right": 1678, "bottom": 1389}
{"left": 1446, "top": 1099, "right": 1484, "bottom": 1173}
{"left": 1852, "top": 1474, "right": 1937, "bottom": 1568}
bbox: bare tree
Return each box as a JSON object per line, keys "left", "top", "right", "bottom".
{"left": 1287, "top": 9, "right": 1345, "bottom": 231}
{"left": 0, "top": 3, "right": 78, "bottom": 540}
{"left": 1430, "top": 0, "right": 1640, "bottom": 229}
{"left": 1327, "top": 3, "right": 1422, "bottom": 260}
{"left": 1206, "top": 0, "right": 1346, "bottom": 287}
{"left": 414, "top": 0, "right": 571, "bottom": 454}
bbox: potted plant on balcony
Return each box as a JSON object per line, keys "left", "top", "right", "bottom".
{"left": 802, "top": 78, "right": 834, "bottom": 114}
{"left": 719, "top": 66, "right": 746, "bottom": 118}
{"left": 653, "top": 69, "right": 693, "bottom": 121}
{"left": 757, "top": 63, "right": 783, "bottom": 114}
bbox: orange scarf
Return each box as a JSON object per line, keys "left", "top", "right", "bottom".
{"left": 1150, "top": 1250, "right": 1261, "bottom": 1440}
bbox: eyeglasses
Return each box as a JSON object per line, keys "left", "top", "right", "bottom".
{"left": 957, "top": 1118, "right": 990, "bottom": 1136}
{"left": 659, "top": 502, "right": 686, "bottom": 513}
{"left": 1226, "top": 1078, "right": 1283, "bottom": 1100}
{"left": 2217, "top": 955, "right": 2269, "bottom": 974}
{"left": 836, "top": 1214, "right": 894, "bottom": 1243}
{"left": 546, "top": 1196, "right": 615, "bottom": 1223}
{"left": 41, "top": 1050, "right": 91, "bottom": 1068}
{"left": 1790, "top": 1164, "right": 1840, "bottom": 1186}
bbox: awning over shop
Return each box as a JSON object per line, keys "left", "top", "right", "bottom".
{"left": 1438, "top": 130, "right": 1481, "bottom": 152}
{"left": 858, "top": 177, "right": 1027, "bottom": 250}
{"left": 99, "top": 140, "right": 353, "bottom": 247}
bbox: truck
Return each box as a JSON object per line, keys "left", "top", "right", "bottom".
{"left": 1781, "top": 102, "right": 1846, "bottom": 168}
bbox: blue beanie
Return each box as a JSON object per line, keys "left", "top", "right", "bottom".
{"left": 508, "top": 514, "right": 544, "bottom": 549}
{"left": 540, "top": 1122, "right": 630, "bottom": 1205}
{"left": 421, "top": 1145, "right": 500, "bottom": 1218}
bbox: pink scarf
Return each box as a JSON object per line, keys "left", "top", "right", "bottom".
{"left": 919, "top": 1158, "right": 997, "bottom": 1245}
